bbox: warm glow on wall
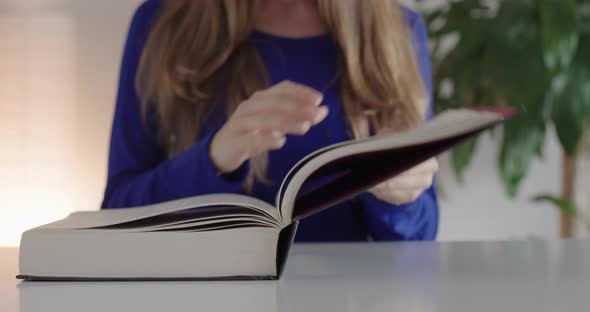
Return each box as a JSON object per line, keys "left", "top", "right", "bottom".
{"left": 0, "top": 15, "right": 92, "bottom": 246}
{"left": 0, "top": 0, "right": 144, "bottom": 247}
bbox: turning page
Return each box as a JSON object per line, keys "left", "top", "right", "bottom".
{"left": 277, "top": 109, "right": 509, "bottom": 221}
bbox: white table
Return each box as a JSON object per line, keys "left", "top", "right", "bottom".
{"left": 1, "top": 240, "right": 590, "bottom": 312}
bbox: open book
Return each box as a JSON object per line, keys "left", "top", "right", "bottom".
{"left": 17, "top": 108, "right": 511, "bottom": 281}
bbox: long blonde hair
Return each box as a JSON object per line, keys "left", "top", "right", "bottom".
{"left": 137, "top": 0, "right": 427, "bottom": 188}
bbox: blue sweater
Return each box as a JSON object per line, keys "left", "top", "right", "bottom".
{"left": 102, "top": 0, "right": 439, "bottom": 242}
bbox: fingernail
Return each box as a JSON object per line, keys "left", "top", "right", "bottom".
{"left": 314, "top": 95, "right": 324, "bottom": 106}
{"left": 313, "top": 106, "right": 329, "bottom": 124}
{"left": 300, "top": 122, "right": 311, "bottom": 133}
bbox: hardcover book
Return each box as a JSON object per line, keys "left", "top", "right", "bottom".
{"left": 17, "top": 109, "right": 510, "bottom": 281}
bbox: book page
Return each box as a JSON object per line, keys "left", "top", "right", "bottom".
{"left": 40, "top": 194, "right": 279, "bottom": 230}
{"left": 278, "top": 109, "right": 505, "bottom": 222}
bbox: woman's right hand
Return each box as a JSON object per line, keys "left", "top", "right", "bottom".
{"left": 210, "top": 81, "right": 329, "bottom": 174}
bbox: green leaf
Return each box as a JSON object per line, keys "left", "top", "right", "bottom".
{"left": 500, "top": 113, "right": 546, "bottom": 197}
{"left": 483, "top": 3, "right": 550, "bottom": 115}
{"left": 452, "top": 137, "right": 479, "bottom": 182}
{"left": 533, "top": 194, "right": 578, "bottom": 216}
{"left": 549, "top": 70, "right": 590, "bottom": 154}
{"left": 429, "top": 0, "right": 493, "bottom": 37}
{"left": 534, "top": 194, "right": 590, "bottom": 231}
{"left": 547, "top": 40, "right": 590, "bottom": 155}
{"left": 538, "top": 0, "right": 579, "bottom": 71}
{"left": 579, "top": 2, "right": 590, "bottom": 34}
{"left": 425, "top": 0, "right": 590, "bottom": 199}
{"left": 433, "top": 17, "right": 498, "bottom": 110}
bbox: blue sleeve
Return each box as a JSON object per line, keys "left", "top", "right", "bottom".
{"left": 359, "top": 10, "right": 439, "bottom": 241}
{"left": 101, "top": 0, "right": 249, "bottom": 209}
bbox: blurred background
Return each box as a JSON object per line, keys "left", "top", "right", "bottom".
{"left": 0, "top": 0, "right": 588, "bottom": 246}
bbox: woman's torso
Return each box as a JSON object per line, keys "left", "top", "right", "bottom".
{"left": 204, "top": 31, "right": 370, "bottom": 241}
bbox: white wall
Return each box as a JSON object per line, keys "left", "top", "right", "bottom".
{"left": 0, "top": 0, "right": 143, "bottom": 246}
{"left": 438, "top": 122, "right": 588, "bottom": 241}
{"left": 0, "top": 0, "right": 587, "bottom": 246}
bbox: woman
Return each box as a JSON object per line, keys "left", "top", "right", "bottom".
{"left": 102, "top": 0, "right": 440, "bottom": 242}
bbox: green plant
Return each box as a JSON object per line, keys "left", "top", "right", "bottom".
{"left": 534, "top": 195, "right": 590, "bottom": 232}
{"left": 420, "top": 0, "right": 590, "bottom": 237}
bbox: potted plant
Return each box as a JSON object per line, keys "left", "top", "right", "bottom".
{"left": 419, "top": 0, "right": 590, "bottom": 237}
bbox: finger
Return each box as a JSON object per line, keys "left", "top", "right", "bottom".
{"left": 372, "top": 189, "right": 411, "bottom": 205}
{"left": 409, "top": 158, "right": 439, "bottom": 174}
{"left": 239, "top": 98, "right": 315, "bottom": 120}
{"left": 312, "top": 106, "right": 330, "bottom": 125}
{"left": 244, "top": 131, "right": 287, "bottom": 156}
{"left": 389, "top": 189, "right": 423, "bottom": 205}
{"left": 407, "top": 189, "right": 423, "bottom": 203}
{"left": 382, "top": 174, "right": 434, "bottom": 191}
{"left": 268, "top": 80, "right": 324, "bottom": 107}
{"left": 395, "top": 160, "right": 438, "bottom": 178}
{"left": 370, "top": 187, "right": 389, "bottom": 201}
{"left": 235, "top": 112, "right": 313, "bottom": 135}
{"left": 240, "top": 97, "right": 329, "bottom": 126}
{"left": 370, "top": 181, "right": 390, "bottom": 194}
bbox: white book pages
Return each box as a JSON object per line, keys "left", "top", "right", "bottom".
{"left": 40, "top": 194, "right": 279, "bottom": 230}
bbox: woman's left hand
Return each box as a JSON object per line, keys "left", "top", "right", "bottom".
{"left": 369, "top": 158, "right": 439, "bottom": 205}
